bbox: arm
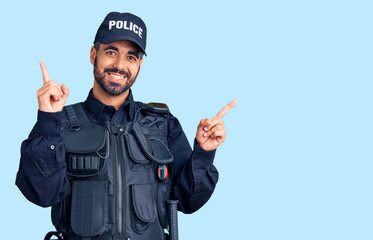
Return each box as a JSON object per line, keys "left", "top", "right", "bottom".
{"left": 16, "top": 111, "right": 71, "bottom": 207}
{"left": 168, "top": 115, "right": 218, "bottom": 214}
{"left": 15, "top": 62, "right": 70, "bottom": 207}
{"left": 169, "top": 100, "right": 237, "bottom": 213}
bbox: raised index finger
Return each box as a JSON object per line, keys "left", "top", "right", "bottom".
{"left": 39, "top": 61, "right": 50, "bottom": 84}
{"left": 214, "top": 100, "right": 238, "bottom": 119}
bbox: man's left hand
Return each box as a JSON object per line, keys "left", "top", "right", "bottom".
{"left": 196, "top": 100, "right": 238, "bottom": 151}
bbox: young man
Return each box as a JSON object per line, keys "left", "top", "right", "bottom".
{"left": 16, "top": 12, "right": 237, "bottom": 240}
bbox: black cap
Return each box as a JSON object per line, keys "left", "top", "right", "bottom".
{"left": 94, "top": 12, "right": 147, "bottom": 55}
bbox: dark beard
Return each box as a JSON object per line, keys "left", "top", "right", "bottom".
{"left": 93, "top": 58, "right": 139, "bottom": 96}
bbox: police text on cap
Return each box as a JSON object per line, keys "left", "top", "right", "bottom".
{"left": 108, "top": 21, "right": 143, "bottom": 39}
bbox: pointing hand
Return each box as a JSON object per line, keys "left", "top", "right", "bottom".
{"left": 196, "top": 100, "right": 238, "bottom": 151}
{"left": 37, "top": 61, "right": 69, "bottom": 112}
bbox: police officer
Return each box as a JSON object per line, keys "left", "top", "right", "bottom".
{"left": 16, "top": 12, "right": 237, "bottom": 240}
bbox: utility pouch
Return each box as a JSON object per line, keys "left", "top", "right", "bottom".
{"left": 71, "top": 180, "right": 108, "bottom": 237}
{"left": 125, "top": 134, "right": 151, "bottom": 171}
{"left": 132, "top": 109, "right": 173, "bottom": 166}
{"left": 130, "top": 184, "right": 157, "bottom": 234}
{"left": 63, "top": 123, "right": 109, "bottom": 178}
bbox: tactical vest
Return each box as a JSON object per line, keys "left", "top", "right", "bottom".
{"left": 49, "top": 102, "right": 175, "bottom": 240}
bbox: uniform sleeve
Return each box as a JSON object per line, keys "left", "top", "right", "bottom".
{"left": 15, "top": 110, "right": 71, "bottom": 207}
{"left": 167, "top": 114, "right": 218, "bottom": 214}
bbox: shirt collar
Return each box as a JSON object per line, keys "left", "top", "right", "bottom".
{"left": 84, "top": 89, "right": 136, "bottom": 121}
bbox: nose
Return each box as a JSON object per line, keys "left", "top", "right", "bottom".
{"left": 112, "top": 54, "right": 128, "bottom": 71}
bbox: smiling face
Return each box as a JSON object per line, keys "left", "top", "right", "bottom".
{"left": 90, "top": 40, "right": 143, "bottom": 96}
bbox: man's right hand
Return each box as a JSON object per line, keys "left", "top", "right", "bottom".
{"left": 37, "top": 61, "right": 70, "bottom": 113}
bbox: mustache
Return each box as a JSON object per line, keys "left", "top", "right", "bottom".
{"left": 104, "top": 68, "right": 130, "bottom": 79}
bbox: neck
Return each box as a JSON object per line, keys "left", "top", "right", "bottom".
{"left": 92, "top": 82, "right": 130, "bottom": 110}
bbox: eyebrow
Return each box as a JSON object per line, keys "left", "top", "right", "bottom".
{"left": 128, "top": 51, "right": 140, "bottom": 59}
{"left": 104, "top": 46, "right": 119, "bottom": 52}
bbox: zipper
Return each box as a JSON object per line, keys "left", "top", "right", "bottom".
{"left": 113, "top": 129, "right": 123, "bottom": 235}
{"left": 115, "top": 126, "right": 126, "bottom": 235}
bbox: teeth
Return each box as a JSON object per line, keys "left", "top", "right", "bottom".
{"left": 109, "top": 73, "right": 124, "bottom": 79}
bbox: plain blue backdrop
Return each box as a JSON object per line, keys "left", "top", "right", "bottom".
{"left": 1, "top": 0, "right": 372, "bottom": 239}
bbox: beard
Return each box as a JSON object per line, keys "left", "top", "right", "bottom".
{"left": 93, "top": 58, "right": 139, "bottom": 96}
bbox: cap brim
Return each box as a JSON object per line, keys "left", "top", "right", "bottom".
{"left": 96, "top": 36, "right": 147, "bottom": 56}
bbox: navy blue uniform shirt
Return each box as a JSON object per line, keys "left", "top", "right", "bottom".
{"left": 16, "top": 90, "right": 218, "bottom": 213}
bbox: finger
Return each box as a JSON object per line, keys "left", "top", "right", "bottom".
{"left": 47, "top": 87, "right": 62, "bottom": 101}
{"left": 210, "top": 130, "right": 226, "bottom": 141}
{"left": 199, "top": 118, "right": 211, "bottom": 128}
{"left": 61, "top": 83, "right": 70, "bottom": 101}
{"left": 44, "top": 79, "right": 64, "bottom": 92}
{"left": 203, "top": 124, "right": 224, "bottom": 138}
{"left": 37, "top": 84, "right": 62, "bottom": 101}
{"left": 38, "top": 88, "right": 60, "bottom": 101}
{"left": 41, "top": 81, "right": 63, "bottom": 96}
{"left": 51, "top": 90, "right": 62, "bottom": 101}
{"left": 214, "top": 100, "right": 238, "bottom": 119}
{"left": 203, "top": 118, "right": 224, "bottom": 132}
{"left": 40, "top": 61, "right": 51, "bottom": 84}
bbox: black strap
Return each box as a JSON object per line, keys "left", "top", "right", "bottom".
{"left": 64, "top": 103, "right": 93, "bottom": 131}
{"left": 44, "top": 231, "right": 64, "bottom": 240}
{"left": 65, "top": 105, "right": 80, "bottom": 131}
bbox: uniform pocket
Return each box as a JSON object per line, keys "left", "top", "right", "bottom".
{"left": 71, "top": 180, "right": 108, "bottom": 237}
{"left": 130, "top": 184, "right": 156, "bottom": 234}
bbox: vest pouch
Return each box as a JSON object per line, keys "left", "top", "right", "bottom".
{"left": 63, "top": 126, "right": 108, "bottom": 178}
{"left": 125, "top": 133, "right": 173, "bottom": 171}
{"left": 148, "top": 137, "right": 173, "bottom": 161}
{"left": 130, "top": 184, "right": 157, "bottom": 234}
{"left": 125, "top": 134, "right": 151, "bottom": 171}
{"left": 71, "top": 180, "right": 108, "bottom": 237}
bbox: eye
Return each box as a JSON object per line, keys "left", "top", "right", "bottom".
{"left": 106, "top": 51, "right": 117, "bottom": 56}
{"left": 128, "top": 56, "right": 137, "bottom": 61}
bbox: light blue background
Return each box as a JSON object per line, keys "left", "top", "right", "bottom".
{"left": 1, "top": 0, "right": 372, "bottom": 239}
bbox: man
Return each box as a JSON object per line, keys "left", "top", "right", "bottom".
{"left": 16, "top": 12, "right": 237, "bottom": 240}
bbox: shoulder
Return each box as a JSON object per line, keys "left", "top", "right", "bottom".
{"left": 135, "top": 101, "right": 185, "bottom": 138}
{"left": 135, "top": 101, "right": 180, "bottom": 125}
{"left": 135, "top": 101, "right": 170, "bottom": 115}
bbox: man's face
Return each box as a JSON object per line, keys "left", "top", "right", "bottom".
{"left": 90, "top": 40, "right": 143, "bottom": 96}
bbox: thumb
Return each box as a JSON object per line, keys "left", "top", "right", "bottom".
{"left": 61, "top": 83, "right": 70, "bottom": 101}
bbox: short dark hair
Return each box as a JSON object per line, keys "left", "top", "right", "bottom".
{"left": 94, "top": 41, "right": 101, "bottom": 51}
{"left": 93, "top": 41, "right": 144, "bottom": 59}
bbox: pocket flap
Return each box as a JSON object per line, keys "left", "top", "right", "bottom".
{"left": 64, "top": 126, "right": 107, "bottom": 153}
{"left": 125, "top": 134, "right": 149, "bottom": 164}
{"left": 131, "top": 184, "right": 156, "bottom": 223}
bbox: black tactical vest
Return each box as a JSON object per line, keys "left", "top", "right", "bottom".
{"left": 50, "top": 102, "right": 174, "bottom": 240}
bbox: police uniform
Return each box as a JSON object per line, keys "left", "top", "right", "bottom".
{"left": 16, "top": 12, "right": 219, "bottom": 240}
{"left": 16, "top": 89, "right": 218, "bottom": 239}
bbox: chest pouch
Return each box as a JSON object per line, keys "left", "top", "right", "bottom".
{"left": 132, "top": 108, "right": 174, "bottom": 166}
{"left": 63, "top": 122, "right": 109, "bottom": 178}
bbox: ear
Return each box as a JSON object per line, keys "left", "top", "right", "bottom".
{"left": 90, "top": 46, "right": 96, "bottom": 65}
{"left": 139, "top": 57, "right": 144, "bottom": 69}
